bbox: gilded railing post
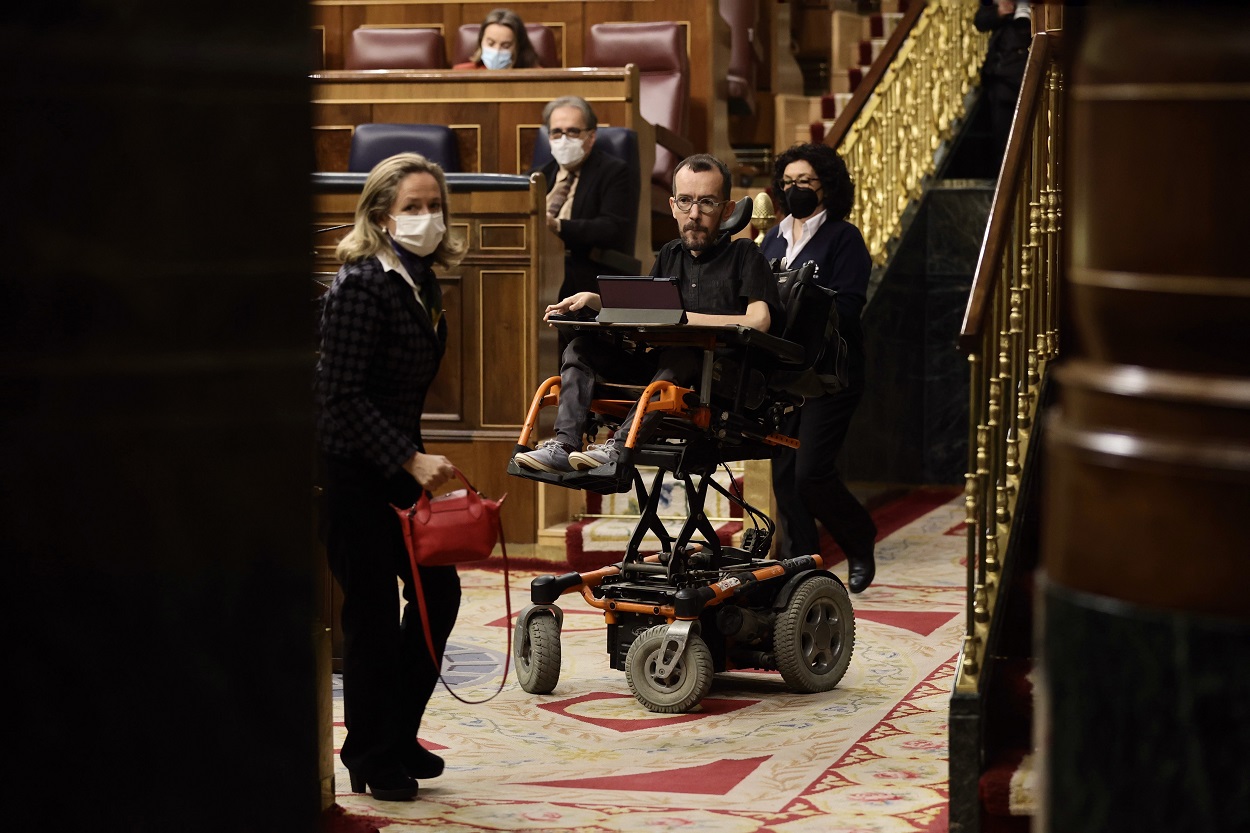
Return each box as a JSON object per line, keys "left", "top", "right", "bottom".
{"left": 954, "top": 32, "right": 1064, "bottom": 699}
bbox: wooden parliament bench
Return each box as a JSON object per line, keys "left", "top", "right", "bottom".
{"left": 311, "top": 65, "right": 655, "bottom": 263}
{"left": 309, "top": 1, "right": 735, "bottom": 166}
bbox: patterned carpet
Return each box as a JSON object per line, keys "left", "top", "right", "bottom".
{"left": 333, "top": 487, "right": 965, "bottom": 832}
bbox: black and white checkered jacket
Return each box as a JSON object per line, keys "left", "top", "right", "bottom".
{"left": 316, "top": 252, "right": 446, "bottom": 476}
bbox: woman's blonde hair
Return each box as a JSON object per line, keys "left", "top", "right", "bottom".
{"left": 335, "top": 153, "right": 467, "bottom": 268}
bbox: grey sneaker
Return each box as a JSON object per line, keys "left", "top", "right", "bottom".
{"left": 568, "top": 438, "right": 621, "bottom": 471}
{"left": 514, "top": 439, "right": 574, "bottom": 473}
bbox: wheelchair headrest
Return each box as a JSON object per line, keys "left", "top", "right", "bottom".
{"left": 718, "top": 196, "right": 753, "bottom": 236}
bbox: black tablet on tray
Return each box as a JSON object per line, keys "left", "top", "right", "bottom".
{"left": 595, "top": 276, "right": 687, "bottom": 325}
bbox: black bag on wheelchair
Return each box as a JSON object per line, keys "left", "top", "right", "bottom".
{"left": 771, "top": 260, "right": 849, "bottom": 397}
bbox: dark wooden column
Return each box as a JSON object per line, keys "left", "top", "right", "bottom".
{"left": 0, "top": 3, "right": 320, "bottom": 830}
{"left": 1041, "top": 4, "right": 1250, "bottom": 832}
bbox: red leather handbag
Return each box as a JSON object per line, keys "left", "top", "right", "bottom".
{"left": 394, "top": 467, "right": 506, "bottom": 567}
{"left": 392, "top": 467, "right": 511, "bottom": 703}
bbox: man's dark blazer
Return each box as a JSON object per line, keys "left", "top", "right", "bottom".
{"left": 537, "top": 145, "right": 636, "bottom": 299}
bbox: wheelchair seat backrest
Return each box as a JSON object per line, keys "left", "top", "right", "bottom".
{"left": 774, "top": 261, "right": 848, "bottom": 395}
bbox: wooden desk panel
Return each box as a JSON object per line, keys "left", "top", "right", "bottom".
{"left": 311, "top": 67, "right": 643, "bottom": 174}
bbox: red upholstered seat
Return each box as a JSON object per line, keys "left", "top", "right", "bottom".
{"left": 345, "top": 27, "right": 447, "bottom": 70}
{"left": 452, "top": 23, "right": 559, "bottom": 68}
{"left": 586, "top": 22, "right": 690, "bottom": 190}
{"left": 720, "top": 0, "right": 761, "bottom": 116}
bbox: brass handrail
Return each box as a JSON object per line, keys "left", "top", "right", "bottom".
{"left": 823, "top": 0, "right": 926, "bottom": 150}
{"left": 824, "top": 0, "right": 987, "bottom": 264}
{"left": 954, "top": 31, "right": 1064, "bottom": 695}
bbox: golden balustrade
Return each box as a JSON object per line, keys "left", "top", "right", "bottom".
{"left": 825, "top": 0, "right": 987, "bottom": 264}
{"left": 953, "top": 32, "right": 1064, "bottom": 696}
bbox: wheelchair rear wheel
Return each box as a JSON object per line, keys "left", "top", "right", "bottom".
{"left": 514, "top": 612, "right": 562, "bottom": 694}
{"left": 773, "top": 575, "right": 854, "bottom": 693}
{"left": 625, "top": 624, "right": 714, "bottom": 713}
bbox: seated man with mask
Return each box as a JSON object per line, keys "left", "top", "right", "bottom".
{"left": 514, "top": 153, "right": 781, "bottom": 473}
{"left": 535, "top": 95, "right": 637, "bottom": 300}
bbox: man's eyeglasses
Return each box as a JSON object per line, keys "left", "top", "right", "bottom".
{"left": 672, "top": 196, "right": 725, "bottom": 215}
{"left": 549, "top": 127, "right": 586, "bottom": 139}
{"left": 781, "top": 176, "right": 820, "bottom": 189}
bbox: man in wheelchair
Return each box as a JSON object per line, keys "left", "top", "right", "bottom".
{"left": 512, "top": 153, "right": 782, "bottom": 475}
{"left": 504, "top": 155, "right": 855, "bottom": 713}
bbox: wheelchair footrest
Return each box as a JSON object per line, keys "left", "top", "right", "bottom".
{"left": 506, "top": 458, "right": 634, "bottom": 494}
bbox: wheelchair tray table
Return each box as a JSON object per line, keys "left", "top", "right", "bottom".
{"left": 550, "top": 320, "right": 803, "bottom": 406}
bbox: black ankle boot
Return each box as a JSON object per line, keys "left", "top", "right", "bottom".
{"left": 347, "top": 768, "right": 417, "bottom": 801}
{"left": 401, "top": 745, "right": 445, "bottom": 780}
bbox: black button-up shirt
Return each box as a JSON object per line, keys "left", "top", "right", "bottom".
{"left": 650, "top": 233, "right": 782, "bottom": 333}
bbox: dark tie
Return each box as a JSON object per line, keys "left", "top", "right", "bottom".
{"left": 547, "top": 169, "right": 575, "bottom": 218}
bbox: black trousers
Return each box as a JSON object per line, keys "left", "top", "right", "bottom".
{"left": 322, "top": 454, "right": 461, "bottom": 778}
{"left": 771, "top": 388, "right": 877, "bottom": 562}
{"left": 554, "top": 336, "right": 701, "bottom": 448}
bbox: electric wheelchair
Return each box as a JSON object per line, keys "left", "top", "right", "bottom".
{"left": 505, "top": 247, "right": 855, "bottom": 714}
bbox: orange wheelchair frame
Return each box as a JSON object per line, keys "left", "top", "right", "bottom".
{"left": 505, "top": 313, "right": 856, "bottom": 713}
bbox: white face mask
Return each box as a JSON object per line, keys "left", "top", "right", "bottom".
{"left": 389, "top": 213, "right": 445, "bottom": 257}
{"left": 549, "top": 135, "right": 587, "bottom": 168}
{"left": 480, "top": 47, "right": 513, "bottom": 70}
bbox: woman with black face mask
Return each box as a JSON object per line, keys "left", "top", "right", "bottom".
{"left": 759, "top": 143, "right": 877, "bottom": 594}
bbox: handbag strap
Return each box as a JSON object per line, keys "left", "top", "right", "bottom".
{"left": 409, "top": 512, "right": 512, "bottom": 705}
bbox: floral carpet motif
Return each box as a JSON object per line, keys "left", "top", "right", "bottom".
{"left": 334, "top": 488, "right": 965, "bottom": 832}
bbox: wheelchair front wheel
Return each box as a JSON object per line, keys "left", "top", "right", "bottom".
{"left": 514, "top": 612, "right": 562, "bottom": 694}
{"left": 625, "top": 624, "right": 714, "bottom": 714}
{"left": 774, "top": 575, "right": 854, "bottom": 693}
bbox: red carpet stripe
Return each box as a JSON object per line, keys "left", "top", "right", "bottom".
{"left": 855, "top": 609, "right": 960, "bottom": 637}
{"left": 519, "top": 755, "right": 771, "bottom": 795}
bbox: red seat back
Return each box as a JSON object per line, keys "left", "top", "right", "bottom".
{"left": 586, "top": 22, "right": 689, "bottom": 188}
{"left": 345, "top": 27, "right": 446, "bottom": 70}
{"left": 721, "top": 0, "right": 760, "bottom": 115}
{"left": 452, "top": 23, "right": 559, "bottom": 68}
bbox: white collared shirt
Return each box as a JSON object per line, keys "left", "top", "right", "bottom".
{"left": 778, "top": 208, "right": 828, "bottom": 266}
{"left": 376, "top": 248, "right": 428, "bottom": 312}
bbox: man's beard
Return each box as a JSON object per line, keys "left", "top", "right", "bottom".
{"left": 680, "top": 222, "right": 715, "bottom": 252}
